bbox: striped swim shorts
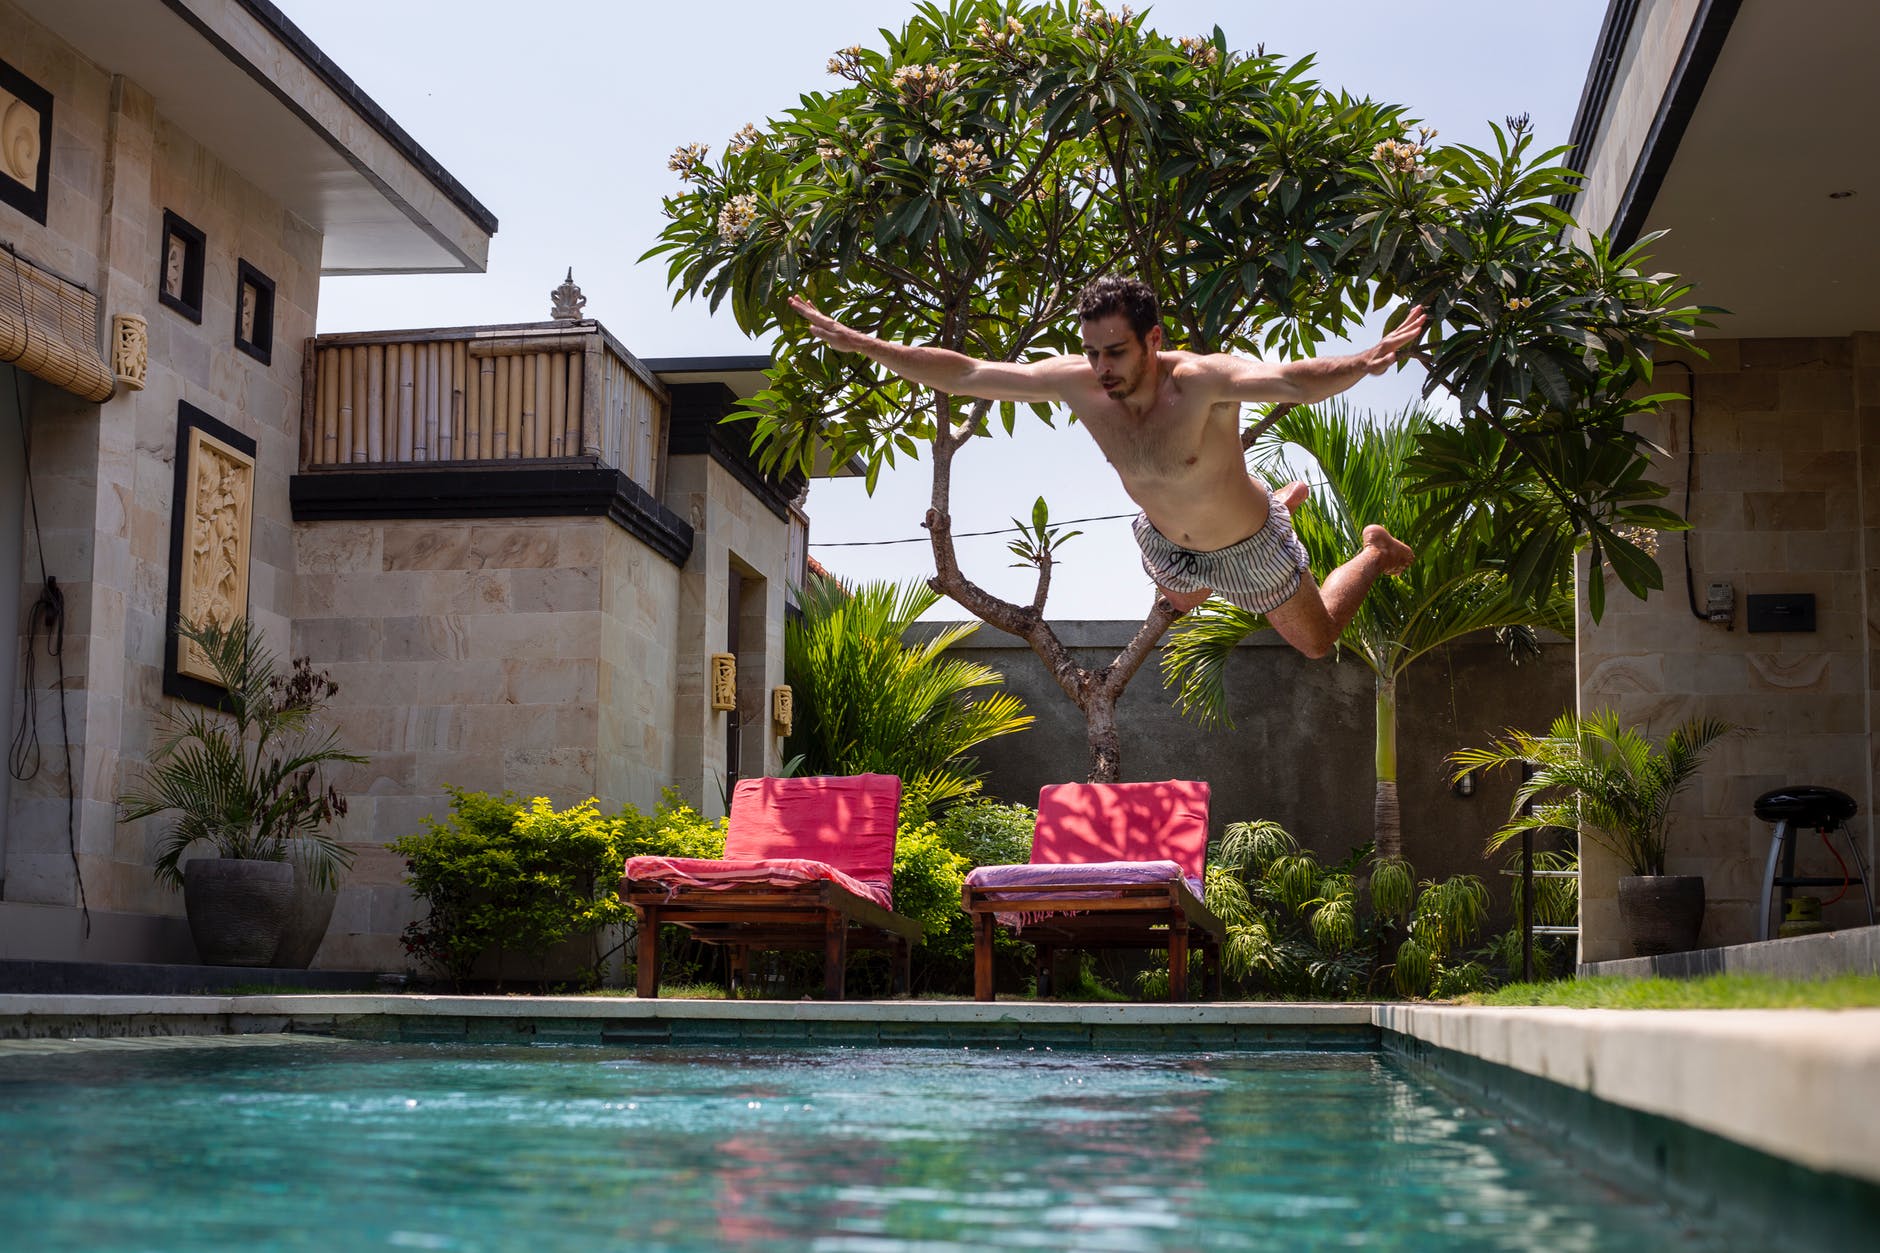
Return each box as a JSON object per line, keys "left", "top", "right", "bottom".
{"left": 1132, "top": 501, "right": 1311, "bottom": 615}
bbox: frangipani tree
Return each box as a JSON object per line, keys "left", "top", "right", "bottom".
{"left": 649, "top": 0, "right": 1699, "bottom": 782}
{"left": 1161, "top": 402, "right": 1573, "bottom": 862}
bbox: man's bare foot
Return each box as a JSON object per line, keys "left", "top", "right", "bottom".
{"left": 1275, "top": 480, "right": 1310, "bottom": 512}
{"left": 1362, "top": 525, "right": 1415, "bottom": 575}
{"left": 1159, "top": 584, "right": 1214, "bottom": 614}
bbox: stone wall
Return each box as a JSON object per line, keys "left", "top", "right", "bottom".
{"left": 932, "top": 622, "right": 1576, "bottom": 906}
{"left": 1576, "top": 336, "right": 1877, "bottom": 960}
{"left": 666, "top": 454, "right": 791, "bottom": 817}
{"left": 291, "top": 516, "right": 685, "bottom": 969}
{"left": 2, "top": 4, "right": 320, "bottom": 924}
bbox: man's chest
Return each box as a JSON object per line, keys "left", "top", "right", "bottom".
{"left": 1081, "top": 399, "right": 1235, "bottom": 481}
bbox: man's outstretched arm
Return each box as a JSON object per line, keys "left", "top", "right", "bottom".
{"left": 1193, "top": 305, "right": 1430, "bottom": 405}
{"left": 789, "top": 297, "right": 1075, "bottom": 403}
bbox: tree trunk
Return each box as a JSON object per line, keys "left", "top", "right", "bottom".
{"left": 1085, "top": 687, "right": 1122, "bottom": 783}
{"left": 922, "top": 397, "right": 1181, "bottom": 783}
{"left": 1373, "top": 672, "right": 1402, "bottom": 861}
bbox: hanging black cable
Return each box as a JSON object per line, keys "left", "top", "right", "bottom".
{"left": 5, "top": 303, "right": 87, "bottom": 930}
{"left": 1661, "top": 360, "right": 1709, "bottom": 622}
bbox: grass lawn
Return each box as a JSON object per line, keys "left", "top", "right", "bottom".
{"left": 1470, "top": 972, "right": 1880, "bottom": 1010}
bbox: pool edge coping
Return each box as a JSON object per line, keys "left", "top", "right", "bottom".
{"left": 1375, "top": 1003, "right": 1880, "bottom": 1187}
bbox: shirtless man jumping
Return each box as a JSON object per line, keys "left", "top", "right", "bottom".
{"left": 788, "top": 276, "right": 1423, "bottom": 659}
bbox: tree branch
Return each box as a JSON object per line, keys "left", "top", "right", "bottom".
{"left": 1241, "top": 402, "right": 1296, "bottom": 450}
{"left": 1100, "top": 598, "right": 1183, "bottom": 701}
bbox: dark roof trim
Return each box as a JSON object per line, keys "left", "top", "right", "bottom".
{"left": 290, "top": 463, "right": 694, "bottom": 566}
{"left": 666, "top": 382, "right": 804, "bottom": 522}
{"left": 1586, "top": 0, "right": 1744, "bottom": 248}
{"left": 643, "top": 355, "right": 773, "bottom": 376}
{"left": 173, "top": 0, "right": 498, "bottom": 239}
{"left": 1556, "top": 0, "right": 1641, "bottom": 210}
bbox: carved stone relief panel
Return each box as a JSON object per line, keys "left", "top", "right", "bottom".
{"left": 111, "top": 313, "right": 147, "bottom": 390}
{"left": 0, "top": 58, "right": 52, "bottom": 224}
{"left": 164, "top": 403, "right": 258, "bottom": 704}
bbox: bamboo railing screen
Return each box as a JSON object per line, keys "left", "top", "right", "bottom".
{"left": 785, "top": 505, "right": 808, "bottom": 610}
{"left": 597, "top": 349, "right": 663, "bottom": 487}
{"left": 304, "top": 337, "right": 666, "bottom": 492}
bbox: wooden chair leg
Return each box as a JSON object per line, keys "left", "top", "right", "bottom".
{"left": 973, "top": 911, "right": 996, "bottom": 1002}
{"left": 1035, "top": 944, "right": 1053, "bottom": 999}
{"left": 892, "top": 937, "right": 912, "bottom": 997}
{"left": 1169, "top": 919, "right": 1190, "bottom": 1001}
{"left": 728, "top": 944, "right": 748, "bottom": 999}
{"left": 822, "top": 912, "right": 848, "bottom": 999}
{"left": 635, "top": 909, "right": 660, "bottom": 999}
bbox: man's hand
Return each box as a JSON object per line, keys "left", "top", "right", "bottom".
{"left": 1358, "top": 304, "right": 1428, "bottom": 376}
{"left": 788, "top": 296, "right": 875, "bottom": 355}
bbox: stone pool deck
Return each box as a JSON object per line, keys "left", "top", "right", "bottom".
{"left": 4, "top": 994, "right": 1878, "bottom": 1202}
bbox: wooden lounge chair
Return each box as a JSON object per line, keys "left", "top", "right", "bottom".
{"left": 962, "top": 780, "right": 1224, "bottom": 1002}
{"left": 621, "top": 773, "right": 920, "bottom": 999}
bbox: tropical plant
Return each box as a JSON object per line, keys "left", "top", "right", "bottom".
{"left": 649, "top": 0, "right": 1699, "bottom": 782}
{"left": 120, "top": 616, "right": 362, "bottom": 890}
{"left": 1204, "top": 817, "right": 1491, "bottom": 999}
{"left": 784, "top": 576, "right": 1032, "bottom": 816}
{"left": 1450, "top": 708, "right": 1737, "bottom": 876}
{"left": 1162, "top": 402, "right": 1573, "bottom": 861}
{"left": 391, "top": 788, "right": 726, "bottom": 990}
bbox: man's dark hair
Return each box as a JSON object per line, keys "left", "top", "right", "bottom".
{"left": 1077, "top": 276, "right": 1160, "bottom": 339}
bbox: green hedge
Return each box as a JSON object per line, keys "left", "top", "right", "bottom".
{"left": 389, "top": 788, "right": 724, "bottom": 989}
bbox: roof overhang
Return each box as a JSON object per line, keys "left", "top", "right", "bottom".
{"left": 15, "top": 0, "right": 495, "bottom": 275}
{"left": 1565, "top": 0, "right": 1880, "bottom": 338}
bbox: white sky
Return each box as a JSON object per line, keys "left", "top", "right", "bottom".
{"left": 279, "top": 1, "right": 1610, "bottom": 620}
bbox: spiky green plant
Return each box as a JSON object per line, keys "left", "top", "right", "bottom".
{"left": 1451, "top": 708, "right": 1737, "bottom": 876}
{"left": 784, "top": 577, "right": 1032, "bottom": 815}
{"left": 1162, "top": 402, "right": 1572, "bottom": 862}
{"left": 120, "top": 617, "right": 363, "bottom": 890}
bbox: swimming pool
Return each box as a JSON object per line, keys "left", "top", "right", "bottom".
{"left": 1, "top": 1039, "right": 1737, "bottom": 1251}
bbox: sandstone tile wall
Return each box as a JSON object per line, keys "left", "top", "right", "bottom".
{"left": 3, "top": 5, "right": 319, "bottom": 923}
{"left": 292, "top": 516, "right": 684, "bottom": 970}
{"left": 665, "top": 455, "right": 789, "bottom": 817}
{"left": 1577, "top": 335, "right": 1875, "bottom": 960}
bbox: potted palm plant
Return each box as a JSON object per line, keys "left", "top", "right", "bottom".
{"left": 1451, "top": 709, "right": 1736, "bottom": 956}
{"left": 119, "top": 616, "right": 363, "bottom": 966}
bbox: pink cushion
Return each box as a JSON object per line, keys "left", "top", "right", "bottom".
{"left": 723, "top": 774, "right": 902, "bottom": 884}
{"left": 1033, "top": 781, "right": 1211, "bottom": 879}
{"left": 623, "top": 856, "right": 893, "bottom": 911}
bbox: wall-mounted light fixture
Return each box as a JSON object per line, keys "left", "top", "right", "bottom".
{"left": 771, "top": 685, "right": 793, "bottom": 737}
{"left": 709, "top": 653, "right": 737, "bottom": 711}
{"left": 1452, "top": 769, "right": 1476, "bottom": 798}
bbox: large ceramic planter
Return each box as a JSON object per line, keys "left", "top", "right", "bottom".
{"left": 271, "top": 841, "right": 340, "bottom": 969}
{"left": 182, "top": 857, "right": 295, "bottom": 966}
{"left": 1617, "top": 874, "right": 1705, "bottom": 956}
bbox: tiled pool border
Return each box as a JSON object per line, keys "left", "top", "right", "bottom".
{"left": 0, "top": 995, "right": 1378, "bottom": 1051}
{"left": 1387, "top": 1021, "right": 1880, "bottom": 1252}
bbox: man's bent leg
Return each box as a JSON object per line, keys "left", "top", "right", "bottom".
{"left": 1159, "top": 583, "right": 1213, "bottom": 614}
{"left": 1264, "top": 525, "right": 1413, "bottom": 658}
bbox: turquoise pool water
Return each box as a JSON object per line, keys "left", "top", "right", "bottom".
{"left": 0, "top": 1040, "right": 1735, "bottom": 1251}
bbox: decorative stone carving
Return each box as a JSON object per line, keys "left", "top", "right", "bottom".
{"left": 710, "top": 652, "right": 738, "bottom": 711}
{"left": 111, "top": 313, "right": 147, "bottom": 390}
{"left": 1, "top": 96, "right": 40, "bottom": 188}
{"left": 771, "top": 685, "right": 793, "bottom": 737}
{"left": 177, "top": 425, "right": 255, "bottom": 683}
{"left": 550, "top": 268, "right": 587, "bottom": 320}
